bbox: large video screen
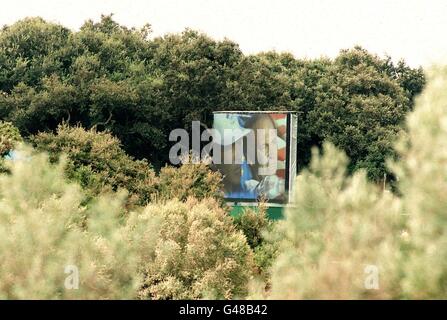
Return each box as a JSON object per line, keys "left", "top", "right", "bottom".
{"left": 212, "top": 112, "right": 292, "bottom": 203}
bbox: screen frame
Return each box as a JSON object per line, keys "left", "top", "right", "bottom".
{"left": 212, "top": 111, "right": 297, "bottom": 206}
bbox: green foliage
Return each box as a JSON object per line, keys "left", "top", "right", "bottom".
{"left": 0, "top": 17, "right": 71, "bottom": 92}
{"left": 0, "top": 121, "right": 21, "bottom": 155}
{"left": 0, "top": 146, "right": 159, "bottom": 299}
{"left": 224, "top": 48, "right": 424, "bottom": 181}
{"left": 380, "top": 57, "right": 426, "bottom": 106}
{"left": 232, "top": 203, "right": 278, "bottom": 279}
{"left": 392, "top": 66, "right": 447, "bottom": 298}
{"left": 266, "top": 143, "right": 403, "bottom": 299}
{"left": 0, "top": 76, "right": 79, "bottom": 135}
{"left": 156, "top": 161, "right": 224, "bottom": 204}
{"left": 265, "top": 66, "right": 447, "bottom": 299}
{"left": 0, "top": 144, "right": 249, "bottom": 300}
{"left": 0, "top": 14, "right": 439, "bottom": 300}
{"left": 233, "top": 204, "right": 270, "bottom": 249}
{"left": 136, "top": 198, "right": 254, "bottom": 299}
{"left": 0, "top": 16, "right": 425, "bottom": 178}
{"left": 31, "top": 124, "right": 157, "bottom": 206}
{"left": 0, "top": 121, "right": 22, "bottom": 172}
{"left": 299, "top": 47, "right": 412, "bottom": 180}
{"left": 30, "top": 124, "right": 227, "bottom": 209}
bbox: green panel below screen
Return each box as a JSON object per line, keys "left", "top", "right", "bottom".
{"left": 229, "top": 204, "right": 284, "bottom": 220}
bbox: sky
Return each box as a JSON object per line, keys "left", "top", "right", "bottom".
{"left": 1, "top": 0, "right": 447, "bottom": 67}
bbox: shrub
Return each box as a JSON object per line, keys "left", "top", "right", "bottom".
{"left": 265, "top": 66, "right": 447, "bottom": 299}
{"left": 0, "top": 121, "right": 21, "bottom": 154}
{"left": 0, "top": 146, "right": 158, "bottom": 299}
{"left": 31, "top": 124, "right": 157, "bottom": 206}
{"left": 392, "top": 66, "right": 447, "bottom": 298}
{"left": 135, "top": 198, "right": 254, "bottom": 299}
{"left": 232, "top": 203, "right": 279, "bottom": 279}
{"left": 233, "top": 203, "right": 270, "bottom": 249}
{"left": 156, "top": 161, "right": 224, "bottom": 204}
{"left": 251, "top": 233, "right": 279, "bottom": 283}
{"left": 0, "top": 121, "right": 22, "bottom": 173}
{"left": 266, "top": 143, "right": 403, "bottom": 299}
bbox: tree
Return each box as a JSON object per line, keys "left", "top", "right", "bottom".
{"left": 230, "top": 48, "right": 418, "bottom": 181}
{"left": 0, "top": 17, "right": 71, "bottom": 92}
{"left": 304, "top": 47, "right": 411, "bottom": 181}
{"left": 380, "top": 57, "right": 426, "bottom": 107}
{"left": 0, "top": 17, "right": 425, "bottom": 179}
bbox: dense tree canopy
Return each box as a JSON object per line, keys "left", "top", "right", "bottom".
{"left": 0, "top": 15, "right": 425, "bottom": 180}
{"left": 2, "top": 14, "right": 447, "bottom": 301}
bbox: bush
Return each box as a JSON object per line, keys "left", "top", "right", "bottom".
{"left": 264, "top": 66, "right": 447, "bottom": 299}
{"left": 266, "top": 143, "right": 403, "bottom": 299}
{"left": 0, "top": 121, "right": 22, "bottom": 172}
{"left": 135, "top": 198, "right": 254, "bottom": 299}
{"left": 233, "top": 203, "right": 270, "bottom": 249}
{"left": 0, "top": 121, "right": 21, "bottom": 155}
{"left": 156, "top": 161, "right": 224, "bottom": 204}
{"left": 31, "top": 124, "right": 157, "bottom": 206}
{"left": 0, "top": 146, "right": 159, "bottom": 299}
{"left": 232, "top": 203, "right": 278, "bottom": 279}
{"left": 31, "top": 125, "right": 226, "bottom": 208}
{"left": 392, "top": 66, "right": 447, "bottom": 298}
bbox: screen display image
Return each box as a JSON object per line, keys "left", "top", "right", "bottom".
{"left": 212, "top": 112, "right": 290, "bottom": 203}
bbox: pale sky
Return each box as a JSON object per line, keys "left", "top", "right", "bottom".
{"left": 1, "top": 0, "right": 447, "bottom": 67}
